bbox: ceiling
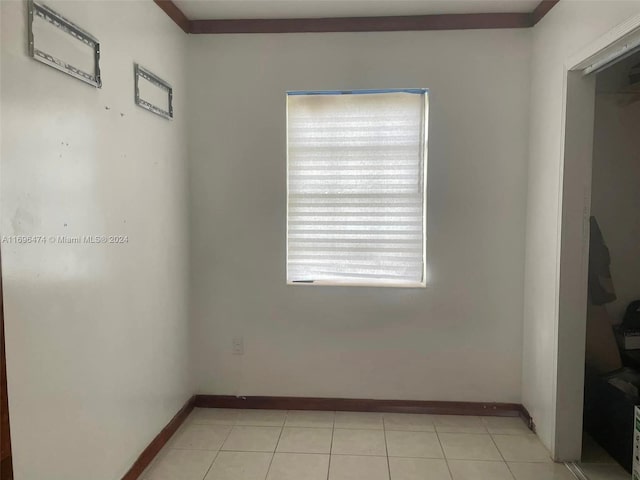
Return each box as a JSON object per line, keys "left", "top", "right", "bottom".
{"left": 174, "top": 0, "right": 541, "bottom": 20}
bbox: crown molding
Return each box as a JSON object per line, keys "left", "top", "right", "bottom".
{"left": 153, "top": 0, "right": 190, "bottom": 33}
{"left": 531, "top": 0, "right": 561, "bottom": 26}
{"left": 155, "top": 0, "right": 560, "bottom": 34}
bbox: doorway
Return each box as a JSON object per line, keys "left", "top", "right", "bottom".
{"left": 580, "top": 50, "right": 640, "bottom": 479}
{"left": 1, "top": 257, "right": 12, "bottom": 479}
{"left": 555, "top": 14, "right": 640, "bottom": 477}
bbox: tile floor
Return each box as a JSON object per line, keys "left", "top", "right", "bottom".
{"left": 141, "top": 409, "right": 579, "bottom": 480}
{"left": 577, "top": 434, "right": 629, "bottom": 480}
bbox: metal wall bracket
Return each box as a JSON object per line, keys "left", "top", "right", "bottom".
{"left": 134, "top": 64, "right": 173, "bottom": 120}
{"left": 27, "top": 0, "right": 102, "bottom": 88}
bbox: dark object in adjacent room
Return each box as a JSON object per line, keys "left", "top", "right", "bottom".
{"left": 588, "top": 217, "right": 617, "bottom": 305}
{"left": 622, "top": 300, "right": 640, "bottom": 332}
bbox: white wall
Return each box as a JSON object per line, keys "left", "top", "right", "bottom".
{"left": 0, "top": 2, "right": 191, "bottom": 479}
{"left": 591, "top": 88, "right": 640, "bottom": 323}
{"left": 522, "top": 0, "right": 640, "bottom": 458}
{"left": 187, "top": 30, "right": 531, "bottom": 403}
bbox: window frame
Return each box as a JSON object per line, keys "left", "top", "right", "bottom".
{"left": 286, "top": 88, "right": 429, "bottom": 288}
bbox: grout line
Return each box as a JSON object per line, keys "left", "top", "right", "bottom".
{"left": 199, "top": 425, "right": 234, "bottom": 480}
{"left": 263, "top": 451, "right": 276, "bottom": 480}
{"left": 199, "top": 449, "right": 220, "bottom": 480}
{"left": 434, "top": 428, "right": 455, "bottom": 480}
{"left": 329, "top": 454, "right": 389, "bottom": 457}
{"left": 208, "top": 451, "right": 436, "bottom": 457}
{"left": 233, "top": 423, "right": 288, "bottom": 427}
{"left": 170, "top": 447, "right": 232, "bottom": 452}
{"left": 281, "top": 425, "right": 336, "bottom": 429}
{"left": 327, "top": 412, "right": 335, "bottom": 480}
{"left": 274, "top": 450, "right": 333, "bottom": 455}
{"left": 216, "top": 449, "right": 285, "bottom": 454}
{"left": 382, "top": 416, "right": 392, "bottom": 480}
{"left": 379, "top": 454, "right": 452, "bottom": 460}
{"left": 332, "top": 427, "right": 385, "bottom": 431}
{"left": 263, "top": 414, "right": 286, "bottom": 480}
{"left": 190, "top": 422, "right": 237, "bottom": 426}
{"left": 488, "top": 432, "right": 517, "bottom": 480}
{"left": 171, "top": 446, "right": 521, "bottom": 459}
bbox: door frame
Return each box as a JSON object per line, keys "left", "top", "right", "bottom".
{"left": 0, "top": 253, "right": 12, "bottom": 479}
{"left": 554, "top": 13, "right": 640, "bottom": 461}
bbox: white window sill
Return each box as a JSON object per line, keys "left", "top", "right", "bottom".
{"left": 287, "top": 280, "right": 427, "bottom": 289}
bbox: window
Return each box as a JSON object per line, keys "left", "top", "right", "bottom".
{"left": 286, "top": 89, "right": 428, "bottom": 287}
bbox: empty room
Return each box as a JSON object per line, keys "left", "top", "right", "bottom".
{"left": 1, "top": 1, "right": 640, "bottom": 479}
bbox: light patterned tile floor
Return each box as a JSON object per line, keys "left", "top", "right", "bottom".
{"left": 142, "top": 409, "right": 580, "bottom": 480}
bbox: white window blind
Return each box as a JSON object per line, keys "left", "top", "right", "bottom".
{"left": 287, "top": 90, "right": 428, "bottom": 286}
